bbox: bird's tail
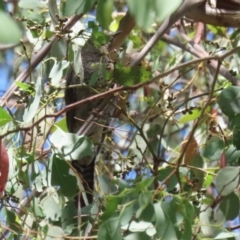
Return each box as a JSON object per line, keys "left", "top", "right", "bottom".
{"left": 72, "top": 158, "right": 95, "bottom": 207}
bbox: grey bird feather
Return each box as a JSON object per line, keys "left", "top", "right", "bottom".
{"left": 65, "top": 40, "right": 109, "bottom": 206}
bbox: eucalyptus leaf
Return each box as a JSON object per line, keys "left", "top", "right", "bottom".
{"left": 73, "top": 44, "right": 84, "bottom": 79}
{"left": 98, "top": 217, "right": 122, "bottom": 240}
{"left": 45, "top": 226, "right": 64, "bottom": 240}
{"left": 154, "top": 0, "right": 182, "bottom": 22}
{"left": 40, "top": 193, "right": 61, "bottom": 221}
{"left": 49, "top": 60, "right": 69, "bottom": 86}
{"left": 50, "top": 128, "right": 94, "bottom": 161}
{"left": 51, "top": 39, "right": 67, "bottom": 60}
{"left": 0, "top": 10, "right": 22, "bottom": 44}
{"left": 101, "top": 195, "right": 120, "bottom": 221}
{"left": 97, "top": 0, "right": 113, "bottom": 30}
{"left": 23, "top": 76, "right": 42, "bottom": 123}
{"left": 0, "top": 107, "right": 12, "bottom": 127}
{"left": 127, "top": 0, "right": 181, "bottom": 30}
{"left": 61, "top": 201, "right": 77, "bottom": 235}
{"left": 62, "top": 0, "right": 95, "bottom": 16}
{"left": 19, "top": 0, "right": 46, "bottom": 9}
{"left": 51, "top": 154, "right": 77, "bottom": 198}
{"left": 203, "top": 136, "right": 224, "bottom": 161}
{"left": 124, "top": 232, "right": 152, "bottom": 240}
{"left": 114, "top": 65, "right": 151, "bottom": 86}
{"left": 218, "top": 86, "right": 240, "bottom": 117}
{"left": 219, "top": 192, "right": 240, "bottom": 221}
{"left": 179, "top": 108, "right": 202, "bottom": 124}
{"left": 6, "top": 209, "right": 22, "bottom": 234}
{"left": 200, "top": 203, "right": 225, "bottom": 238}
{"left": 233, "top": 125, "right": 240, "bottom": 150}
{"left": 48, "top": 0, "right": 59, "bottom": 24}
{"left": 154, "top": 202, "right": 179, "bottom": 239}
{"left": 215, "top": 167, "right": 240, "bottom": 196}
{"left": 120, "top": 202, "right": 134, "bottom": 226}
{"left": 214, "top": 232, "right": 236, "bottom": 239}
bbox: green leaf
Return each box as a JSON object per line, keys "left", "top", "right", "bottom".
{"left": 127, "top": 0, "right": 181, "bottom": 30}
{"left": 23, "top": 76, "right": 42, "bottom": 123}
{"left": 40, "top": 193, "right": 61, "bottom": 221}
{"left": 207, "top": 25, "right": 225, "bottom": 35}
{"left": 182, "top": 217, "right": 192, "bottom": 240}
{"left": 0, "top": 10, "right": 22, "bottom": 44}
{"left": 219, "top": 192, "right": 240, "bottom": 221}
{"left": 204, "top": 173, "right": 214, "bottom": 188}
{"left": 214, "top": 232, "right": 236, "bottom": 239}
{"left": 137, "top": 193, "right": 155, "bottom": 222}
{"left": 190, "top": 155, "right": 205, "bottom": 191}
{"left": 51, "top": 154, "right": 77, "bottom": 198}
{"left": 182, "top": 199, "right": 195, "bottom": 223}
{"left": 114, "top": 65, "right": 151, "bottom": 86}
{"left": 135, "top": 177, "right": 154, "bottom": 192}
{"left": 15, "top": 81, "right": 34, "bottom": 93}
{"left": 233, "top": 125, "right": 240, "bottom": 150}
{"left": 127, "top": 0, "right": 154, "bottom": 30}
{"left": 89, "top": 62, "right": 107, "bottom": 86}
{"left": 122, "top": 220, "right": 155, "bottom": 233}
{"left": 0, "top": 107, "right": 12, "bottom": 127}
{"left": 225, "top": 144, "right": 240, "bottom": 164}
{"left": 48, "top": 0, "right": 59, "bottom": 24}
{"left": 154, "top": 202, "right": 179, "bottom": 239}
{"left": 218, "top": 86, "right": 240, "bottom": 118}
{"left": 45, "top": 226, "right": 64, "bottom": 240}
{"left": 98, "top": 217, "right": 122, "bottom": 240}
{"left": 231, "top": 113, "right": 240, "bottom": 128}
{"left": 124, "top": 232, "right": 152, "bottom": 240}
{"left": 182, "top": 200, "right": 195, "bottom": 240}
{"left": 137, "top": 202, "right": 155, "bottom": 222}
{"left": 50, "top": 128, "right": 94, "bottom": 161}
{"left": 97, "top": 0, "right": 113, "bottom": 30}
{"left": 215, "top": 166, "right": 240, "bottom": 196}
{"left": 203, "top": 136, "right": 224, "bottom": 161}
{"left": 62, "top": 0, "right": 96, "bottom": 16}
{"left": 73, "top": 44, "right": 84, "bottom": 78}
{"left": 98, "top": 175, "right": 115, "bottom": 195}
{"left": 200, "top": 202, "right": 225, "bottom": 238}
{"left": 52, "top": 117, "right": 68, "bottom": 133}
{"left": 31, "top": 198, "right": 44, "bottom": 218}
{"left": 232, "top": 114, "right": 240, "bottom": 150}
{"left": 158, "top": 167, "right": 178, "bottom": 191}
{"left": 19, "top": 0, "right": 46, "bottom": 9}
{"left": 161, "top": 198, "right": 182, "bottom": 239}
{"left": 154, "top": 0, "right": 182, "bottom": 22}
{"left": 6, "top": 209, "right": 22, "bottom": 234}
{"left": 101, "top": 195, "right": 120, "bottom": 221}
{"left": 49, "top": 60, "right": 69, "bottom": 87}
{"left": 51, "top": 39, "right": 67, "bottom": 60}
{"left": 34, "top": 164, "right": 48, "bottom": 192}
{"left": 0, "top": 1, "right": 5, "bottom": 10}
{"left": 179, "top": 108, "right": 202, "bottom": 124}
{"left": 109, "top": 15, "right": 123, "bottom": 32}
{"left": 61, "top": 201, "right": 78, "bottom": 235}
{"left": 120, "top": 202, "right": 134, "bottom": 226}
{"left": 139, "top": 192, "right": 151, "bottom": 207}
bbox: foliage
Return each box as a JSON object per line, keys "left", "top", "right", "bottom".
{"left": 0, "top": 0, "right": 240, "bottom": 239}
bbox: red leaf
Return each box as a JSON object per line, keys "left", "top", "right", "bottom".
{"left": 219, "top": 150, "right": 227, "bottom": 168}
{"left": 0, "top": 142, "right": 9, "bottom": 196}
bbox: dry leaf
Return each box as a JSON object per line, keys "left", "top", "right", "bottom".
{"left": 182, "top": 135, "right": 199, "bottom": 165}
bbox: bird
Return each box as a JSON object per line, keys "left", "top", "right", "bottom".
{"left": 65, "top": 40, "right": 109, "bottom": 207}
{"left": 216, "top": 0, "right": 240, "bottom": 10}
{"left": 0, "top": 142, "right": 9, "bottom": 197}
